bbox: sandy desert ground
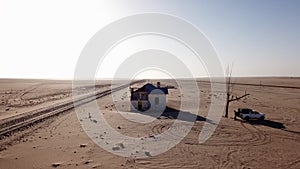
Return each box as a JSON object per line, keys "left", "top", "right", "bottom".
{"left": 0, "top": 77, "right": 299, "bottom": 169}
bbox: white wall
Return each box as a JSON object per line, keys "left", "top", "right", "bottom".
{"left": 130, "top": 94, "right": 166, "bottom": 111}
{"left": 148, "top": 94, "right": 166, "bottom": 111}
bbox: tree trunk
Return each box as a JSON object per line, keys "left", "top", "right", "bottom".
{"left": 225, "top": 93, "right": 249, "bottom": 118}
{"left": 225, "top": 94, "right": 230, "bottom": 117}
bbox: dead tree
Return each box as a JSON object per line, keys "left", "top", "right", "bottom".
{"left": 224, "top": 66, "right": 250, "bottom": 118}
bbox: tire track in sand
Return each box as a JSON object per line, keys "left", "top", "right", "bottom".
{"left": 287, "top": 159, "right": 300, "bottom": 169}
{"left": 239, "top": 121, "right": 271, "bottom": 146}
{"left": 187, "top": 121, "right": 271, "bottom": 147}
{"left": 6, "top": 83, "right": 43, "bottom": 106}
{"left": 218, "top": 148, "right": 250, "bottom": 169}
{"left": 219, "top": 149, "right": 238, "bottom": 169}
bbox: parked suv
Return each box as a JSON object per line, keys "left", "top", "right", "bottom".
{"left": 234, "top": 108, "right": 265, "bottom": 121}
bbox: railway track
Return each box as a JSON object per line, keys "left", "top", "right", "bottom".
{"left": 0, "top": 80, "right": 144, "bottom": 138}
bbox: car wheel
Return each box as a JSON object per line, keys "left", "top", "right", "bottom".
{"left": 245, "top": 116, "right": 250, "bottom": 121}
{"left": 259, "top": 116, "right": 265, "bottom": 121}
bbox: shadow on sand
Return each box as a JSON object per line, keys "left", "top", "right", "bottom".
{"left": 236, "top": 118, "right": 285, "bottom": 129}
{"left": 240, "top": 118, "right": 300, "bottom": 135}
{"left": 249, "top": 119, "right": 285, "bottom": 129}
{"left": 160, "top": 106, "right": 207, "bottom": 122}
{"left": 131, "top": 106, "right": 211, "bottom": 123}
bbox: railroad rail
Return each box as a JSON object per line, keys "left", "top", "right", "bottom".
{"left": 0, "top": 80, "right": 144, "bottom": 138}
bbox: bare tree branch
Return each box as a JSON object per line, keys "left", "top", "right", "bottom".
{"left": 224, "top": 64, "right": 250, "bottom": 118}
{"left": 228, "top": 93, "right": 250, "bottom": 102}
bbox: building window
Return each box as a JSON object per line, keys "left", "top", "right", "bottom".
{"left": 155, "top": 97, "right": 159, "bottom": 105}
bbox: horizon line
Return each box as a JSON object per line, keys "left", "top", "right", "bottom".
{"left": 1, "top": 75, "right": 300, "bottom": 81}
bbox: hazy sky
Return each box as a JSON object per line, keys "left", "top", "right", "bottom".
{"left": 0, "top": 0, "right": 299, "bottom": 79}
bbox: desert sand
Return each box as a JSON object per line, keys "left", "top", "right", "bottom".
{"left": 0, "top": 77, "right": 299, "bottom": 169}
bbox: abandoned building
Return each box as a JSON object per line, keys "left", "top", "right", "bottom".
{"left": 130, "top": 82, "right": 169, "bottom": 111}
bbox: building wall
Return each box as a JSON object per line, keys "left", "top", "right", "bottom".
{"left": 130, "top": 94, "right": 166, "bottom": 111}
{"left": 148, "top": 94, "right": 166, "bottom": 111}
{"left": 130, "top": 100, "right": 149, "bottom": 111}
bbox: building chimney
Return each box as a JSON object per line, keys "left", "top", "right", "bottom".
{"left": 157, "top": 82, "right": 161, "bottom": 88}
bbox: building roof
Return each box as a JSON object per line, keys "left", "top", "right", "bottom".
{"left": 133, "top": 83, "right": 168, "bottom": 94}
